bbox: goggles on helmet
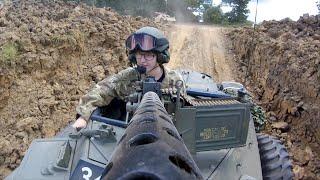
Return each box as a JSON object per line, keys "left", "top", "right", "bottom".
{"left": 125, "top": 33, "right": 156, "bottom": 51}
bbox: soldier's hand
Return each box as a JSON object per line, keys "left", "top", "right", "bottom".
{"left": 72, "top": 117, "right": 87, "bottom": 130}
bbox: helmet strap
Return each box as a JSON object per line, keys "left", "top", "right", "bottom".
{"left": 146, "top": 64, "right": 163, "bottom": 81}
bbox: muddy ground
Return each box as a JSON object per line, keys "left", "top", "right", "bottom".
{"left": 0, "top": 1, "right": 319, "bottom": 179}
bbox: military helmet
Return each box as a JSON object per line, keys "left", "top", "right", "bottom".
{"left": 126, "top": 26, "right": 170, "bottom": 64}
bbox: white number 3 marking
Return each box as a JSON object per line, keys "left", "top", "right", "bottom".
{"left": 82, "top": 167, "right": 92, "bottom": 180}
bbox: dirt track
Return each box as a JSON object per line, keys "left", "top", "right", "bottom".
{"left": 166, "top": 24, "right": 235, "bottom": 82}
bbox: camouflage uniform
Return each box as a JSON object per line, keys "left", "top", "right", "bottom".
{"left": 76, "top": 67, "right": 184, "bottom": 121}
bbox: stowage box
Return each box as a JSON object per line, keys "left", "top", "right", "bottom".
{"left": 176, "top": 98, "right": 251, "bottom": 153}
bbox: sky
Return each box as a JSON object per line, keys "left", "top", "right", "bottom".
{"left": 213, "top": 0, "right": 319, "bottom": 23}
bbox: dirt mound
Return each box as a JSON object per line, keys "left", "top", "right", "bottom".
{"left": 228, "top": 14, "right": 320, "bottom": 179}
{"left": 0, "top": 0, "right": 165, "bottom": 178}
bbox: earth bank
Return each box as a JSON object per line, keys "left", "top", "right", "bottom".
{"left": 0, "top": 1, "right": 165, "bottom": 177}
{"left": 228, "top": 14, "right": 320, "bottom": 179}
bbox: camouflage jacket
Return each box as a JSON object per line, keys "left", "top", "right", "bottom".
{"left": 76, "top": 67, "right": 185, "bottom": 121}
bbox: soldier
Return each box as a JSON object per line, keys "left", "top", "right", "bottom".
{"left": 72, "top": 26, "right": 184, "bottom": 129}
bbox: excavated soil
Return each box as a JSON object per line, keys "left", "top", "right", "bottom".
{"left": 0, "top": 1, "right": 166, "bottom": 178}
{"left": 228, "top": 15, "right": 320, "bottom": 179}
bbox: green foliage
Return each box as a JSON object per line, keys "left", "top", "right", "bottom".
{"left": 251, "top": 105, "right": 266, "bottom": 132}
{"left": 221, "top": 86, "right": 266, "bottom": 132}
{"left": 64, "top": 0, "right": 165, "bottom": 17}
{"left": 166, "top": 0, "right": 198, "bottom": 22}
{"left": 184, "top": 0, "right": 204, "bottom": 8}
{"left": 203, "top": 6, "right": 228, "bottom": 24}
{"left": 1, "top": 42, "right": 18, "bottom": 62}
{"left": 108, "top": 0, "right": 166, "bottom": 17}
{"left": 65, "top": 0, "right": 197, "bottom": 22}
{"left": 65, "top": 0, "right": 252, "bottom": 24}
{"left": 50, "top": 30, "right": 86, "bottom": 53}
{"left": 222, "top": 0, "right": 250, "bottom": 23}
{"left": 202, "top": 0, "right": 252, "bottom": 25}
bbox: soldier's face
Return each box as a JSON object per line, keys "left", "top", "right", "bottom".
{"left": 136, "top": 51, "right": 158, "bottom": 72}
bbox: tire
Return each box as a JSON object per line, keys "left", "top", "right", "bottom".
{"left": 257, "top": 134, "right": 293, "bottom": 180}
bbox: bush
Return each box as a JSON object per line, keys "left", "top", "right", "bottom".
{"left": 203, "top": 6, "right": 228, "bottom": 24}
{"left": 1, "top": 42, "right": 18, "bottom": 62}
{"left": 50, "top": 30, "right": 85, "bottom": 53}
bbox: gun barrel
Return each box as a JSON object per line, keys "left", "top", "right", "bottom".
{"left": 101, "top": 92, "right": 203, "bottom": 180}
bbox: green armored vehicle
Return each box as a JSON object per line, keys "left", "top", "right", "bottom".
{"left": 6, "top": 69, "right": 293, "bottom": 180}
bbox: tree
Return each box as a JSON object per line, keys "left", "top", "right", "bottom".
{"left": 95, "top": 0, "right": 166, "bottom": 17}
{"left": 222, "top": 0, "right": 250, "bottom": 23}
{"left": 203, "top": 6, "right": 227, "bottom": 24}
{"left": 184, "top": 0, "right": 204, "bottom": 8}
{"left": 165, "top": 0, "right": 199, "bottom": 22}
{"left": 65, "top": 0, "right": 198, "bottom": 21}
